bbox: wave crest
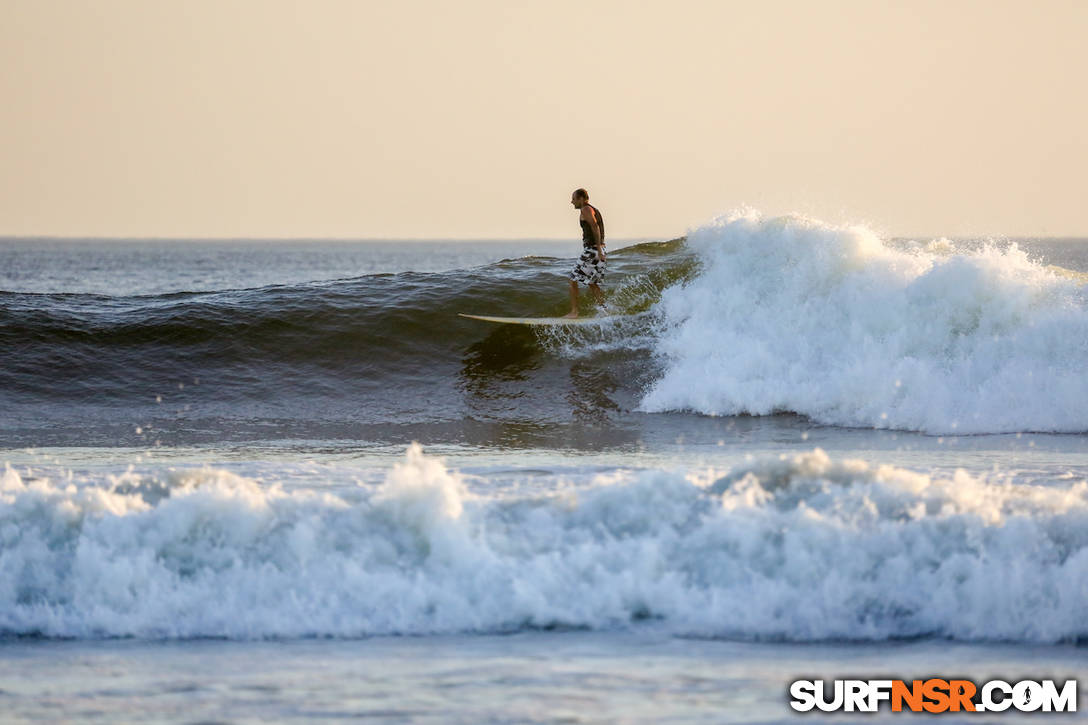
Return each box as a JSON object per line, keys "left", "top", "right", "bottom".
{"left": 640, "top": 211, "right": 1088, "bottom": 433}
{"left": 2, "top": 446, "right": 1087, "bottom": 642}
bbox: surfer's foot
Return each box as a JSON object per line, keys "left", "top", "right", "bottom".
{"left": 563, "top": 311, "right": 579, "bottom": 319}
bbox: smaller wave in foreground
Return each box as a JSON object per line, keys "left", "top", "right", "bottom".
{"left": 2, "top": 446, "right": 1086, "bottom": 642}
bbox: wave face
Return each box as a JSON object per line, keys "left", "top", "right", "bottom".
{"left": 641, "top": 212, "right": 1088, "bottom": 433}
{"left": 3, "top": 226, "right": 1087, "bottom": 444}
{"left": 0, "top": 242, "right": 691, "bottom": 446}
{"left": 2, "top": 446, "right": 1086, "bottom": 642}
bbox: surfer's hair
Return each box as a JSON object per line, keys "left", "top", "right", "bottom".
{"left": 573, "top": 188, "right": 589, "bottom": 200}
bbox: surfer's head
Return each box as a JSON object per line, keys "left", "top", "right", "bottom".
{"left": 571, "top": 188, "right": 589, "bottom": 209}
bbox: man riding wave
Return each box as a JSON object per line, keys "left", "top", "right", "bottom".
{"left": 565, "top": 187, "right": 605, "bottom": 318}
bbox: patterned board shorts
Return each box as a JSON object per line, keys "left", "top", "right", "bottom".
{"left": 569, "top": 248, "right": 605, "bottom": 285}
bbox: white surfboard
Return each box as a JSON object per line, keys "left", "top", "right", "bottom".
{"left": 459, "top": 313, "right": 617, "bottom": 326}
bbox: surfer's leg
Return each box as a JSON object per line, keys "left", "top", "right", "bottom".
{"left": 565, "top": 280, "right": 579, "bottom": 318}
{"left": 588, "top": 283, "right": 604, "bottom": 305}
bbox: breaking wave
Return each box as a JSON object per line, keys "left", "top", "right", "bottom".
{"left": 2, "top": 446, "right": 1086, "bottom": 642}
{"left": 641, "top": 211, "right": 1088, "bottom": 434}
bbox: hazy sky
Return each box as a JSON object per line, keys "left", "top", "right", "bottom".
{"left": 2, "top": 0, "right": 1086, "bottom": 239}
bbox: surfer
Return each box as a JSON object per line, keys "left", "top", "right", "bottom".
{"left": 566, "top": 188, "right": 606, "bottom": 318}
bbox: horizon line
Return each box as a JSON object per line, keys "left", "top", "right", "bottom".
{"left": 0, "top": 234, "right": 671, "bottom": 243}
{"left": 2, "top": 233, "right": 1088, "bottom": 243}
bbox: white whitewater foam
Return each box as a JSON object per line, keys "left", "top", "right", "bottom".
{"left": 640, "top": 211, "right": 1088, "bottom": 433}
{"left": 1, "top": 446, "right": 1087, "bottom": 641}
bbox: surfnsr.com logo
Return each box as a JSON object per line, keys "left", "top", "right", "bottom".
{"left": 789, "top": 679, "right": 1078, "bottom": 713}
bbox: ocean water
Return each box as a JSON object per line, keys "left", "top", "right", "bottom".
{"left": 2, "top": 218, "right": 1087, "bottom": 723}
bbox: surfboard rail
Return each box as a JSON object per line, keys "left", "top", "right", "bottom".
{"left": 458, "top": 313, "right": 617, "bottom": 326}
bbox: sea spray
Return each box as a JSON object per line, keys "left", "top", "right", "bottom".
{"left": 641, "top": 211, "right": 1088, "bottom": 433}
{"left": 1, "top": 446, "right": 1087, "bottom": 641}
